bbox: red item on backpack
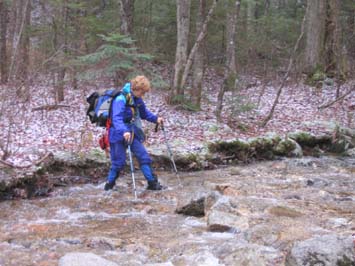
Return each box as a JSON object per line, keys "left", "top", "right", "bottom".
{"left": 99, "top": 132, "right": 109, "bottom": 150}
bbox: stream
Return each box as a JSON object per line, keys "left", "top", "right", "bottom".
{"left": 0, "top": 156, "right": 354, "bottom": 266}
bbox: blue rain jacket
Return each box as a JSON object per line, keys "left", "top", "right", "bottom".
{"left": 109, "top": 82, "right": 158, "bottom": 143}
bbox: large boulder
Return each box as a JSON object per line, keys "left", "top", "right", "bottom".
{"left": 206, "top": 195, "right": 249, "bottom": 232}
{"left": 285, "top": 234, "right": 355, "bottom": 266}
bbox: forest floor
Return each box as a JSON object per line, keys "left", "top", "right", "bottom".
{"left": 0, "top": 65, "right": 354, "bottom": 167}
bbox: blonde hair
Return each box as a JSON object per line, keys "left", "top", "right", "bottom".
{"left": 131, "top": 75, "right": 151, "bottom": 93}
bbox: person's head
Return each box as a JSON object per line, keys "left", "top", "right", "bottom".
{"left": 130, "top": 75, "right": 151, "bottom": 97}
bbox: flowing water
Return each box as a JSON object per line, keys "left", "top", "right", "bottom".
{"left": 0, "top": 156, "right": 354, "bottom": 266}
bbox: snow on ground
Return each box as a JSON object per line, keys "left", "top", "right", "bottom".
{"left": 0, "top": 70, "right": 354, "bottom": 167}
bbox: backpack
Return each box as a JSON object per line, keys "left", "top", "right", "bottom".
{"left": 86, "top": 88, "right": 123, "bottom": 127}
{"left": 86, "top": 88, "right": 132, "bottom": 154}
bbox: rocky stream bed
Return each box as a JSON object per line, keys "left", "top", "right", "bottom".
{"left": 0, "top": 130, "right": 354, "bottom": 266}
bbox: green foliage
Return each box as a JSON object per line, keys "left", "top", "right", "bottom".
{"left": 76, "top": 33, "right": 152, "bottom": 81}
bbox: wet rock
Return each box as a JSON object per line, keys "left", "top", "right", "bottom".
{"left": 57, "top": 238, "right": 82, "bottom": 245}
{"left": 245, "top": 224, "right": 280, "bottom": 246}
{"left": 204, "top": 191, "right": 222, "bottom": 212}
{"left": 58, "top": 252, "right": 118, "bottom": 266}
{"left": 208, "top": 210, "right": 249, "bottom": 232}
{"left": 306, "top": 178, "right": 329, "bottom": 188}
{"left": 85, "top": 237, "right": 123, "bottom": 250}
{"left": 221, "top": 243, "right": 284, "bottom": 266}
{"left": 173, "top": 250, "right": 223, "bottom": 266}
{"left": 326, "top": 218, "right": 350, "bottom": 228}
{"left": 345, "top": 148, "right": 355, "bottom": 157}
{"left": 283, "top": 194, "right": 302, "bottom": 200}
{"left": 146, "top": 263, "right": 174, "bottom": 266}
{"left": 268, "top": 206, "right": 304, "bottom": 218}
{"left": 175, "top": 197, "right": 205, "bottom": 217}
{"left": 215, "top": 183, "right": 244, "bottom": 197}
{"left": 206, "top": 196, "right": 249, "bottom": 232}
{"left": 285, "top": 234, "right": 355, "bottom": 266}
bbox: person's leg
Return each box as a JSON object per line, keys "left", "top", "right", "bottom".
{"left": 105, "top": 141, "right": 126, "bottom": 191}
{"left": 130, "top": 139, "right": 162, "bottom": 190}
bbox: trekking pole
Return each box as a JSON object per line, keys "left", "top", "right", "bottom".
{"left": 127, "top": 142, "right": 138, "bottom": 200}
{"left": 156, "top": 123, "right": 182, "bottom": 187}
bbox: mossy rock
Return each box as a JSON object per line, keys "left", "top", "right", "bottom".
{"left": 288, "top": 131, "right": 332, "bottom": 149}
{"left": 174, "top": 153, "right": 204, "bottom": 171}
{"left": 288, "top": 131, "right": 317, "bottom": 147}
{"left": 248, "top": 136, "right": 281, "bottom": 160}
{"left": 208, "top": 139, "right": 250, "bottom": 155}
{"left": 273, "top": 138, "right": 302, "bottom": 157}
{"left": 208, "top": 139, "right": 252, "bottom": 162}
{"left": 328, "top": 139, "right": 351, "bottom": 154}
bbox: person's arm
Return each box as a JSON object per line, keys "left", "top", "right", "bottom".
{"left": 137, "top": 98, "right": 158, "bottom": 123}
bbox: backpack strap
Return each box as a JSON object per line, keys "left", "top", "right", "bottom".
{"left": 106, "top": 88, "right": 122, "bottom": 129}
{"left": 106, "top": 88, "right": 135, "bottom": 129}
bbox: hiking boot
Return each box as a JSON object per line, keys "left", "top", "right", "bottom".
{"left": 147, "top": 179, "right": 163, "bottom": 191}
{"left": 104, "top": 181, "right": 115, "bottom": 191}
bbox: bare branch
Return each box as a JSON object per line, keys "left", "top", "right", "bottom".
{"left": 318, "top": 86, "right": 355, "bottom": 110}
{"left": 180, "top": 0, "right": 218, "bottom": 89}
{"left": 260, "top": 4, "right": 308, "bottom": 127}
{"left": 0, "top": 152, "right": 52, "bottom": 169}
{"left": 32, "top": 104, "right": 71, "bottom": 112}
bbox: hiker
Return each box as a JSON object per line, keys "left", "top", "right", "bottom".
{"left": 104, "top": 75, "right": 164, "bottom": 191}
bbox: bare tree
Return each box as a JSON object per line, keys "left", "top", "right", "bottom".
{"left": 303, "top": 0, "right": 345, "bottom": 78}
{"left": 261, "top": 3, "right": 308, "bottom": 127}
{"left": 170, "top": 0, "right": 191, "bottom": 101}
{"left": 119, "top": 0, "right": 134, "bottom": 35}
{"left": 179, "top": 0, "right": 218, "bottom": 92}
{"left": 18, "top": 0, "right": 31, "bottom": 82}
{"left": 191, "top": 0, "right": 207, "bottom": 109}
{"left": 0, "top": 0, "right": 8, "bottom": 84}
{"left": 8, "top": 0, "right": 31, "bottom": 85}
{"left": 216, "top": 0, "right": 240, "bottom": 122}
{"left": 55, "top": 0, "right": 69, "bottom": 103}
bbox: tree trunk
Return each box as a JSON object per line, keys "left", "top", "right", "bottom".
{"left": 303, "top": 0, "right": 326, "bottom": 73}
{"left": 119, "top": 0, "right": 134, "bottom": 35}
{"left": 303, "top": 0, "right": 345, "bottom": 79}
{"left": 216, "top": 0, "right": 240, "bottom": 122}
{"left": 324, "top": 0, "right": 342, "bottom": 78}
{"left": 8, "top": 0, "right": 30, "bottom": 82}
{"left": 55, "top": 0, "right": 68, "bottom": 103}
{"left": 7, "top": 0, "right": 17, "bottom": 65}
{"left": 171, "top": 0, "right": 191, "bottom": 101}
{"left": 0, "top": 0, "right": 8, "bottom": 84}
{"left": 180, "top": 0, "right": 217, "bottom": 91}
{"left": 191, "top": 0, "right": 206, "bottom": 109}
{"left": 246, "top": 0, "right": 256, "bottom": 38}
{"left": 17, "top": 0, "right": 31, "bottom": 82}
